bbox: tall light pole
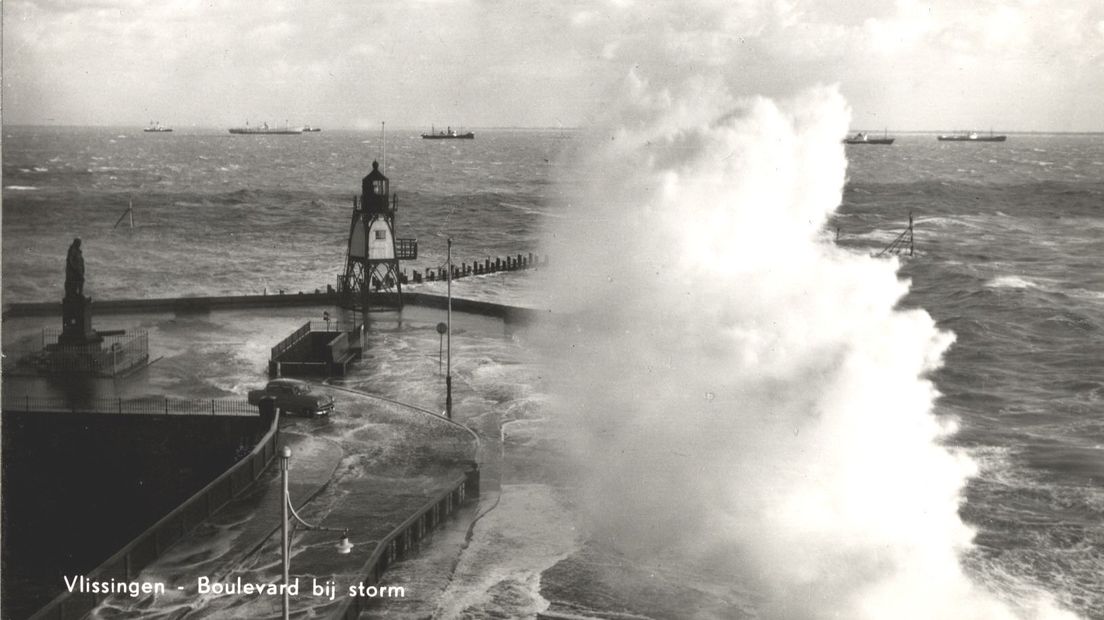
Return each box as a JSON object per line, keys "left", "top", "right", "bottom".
{"left": 446, "top": 238, "right": 453, "bottom": 420}
{"left": 281, "top": 447, "right": 290, "bottom": 620}
{"left": 280, "top": 446, "right": 354, "bottom": 620}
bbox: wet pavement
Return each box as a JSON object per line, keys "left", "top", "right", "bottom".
{"left": 2, "top": 303, "right": 491, "bottom": 619}
{"left": 88, "top": 386, "right": 478, "bottom": 619}
{"left": 0, "top": 302, "right": 534, "bottom": 613}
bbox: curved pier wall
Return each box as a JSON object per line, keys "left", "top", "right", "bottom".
{"left": 2, "top": 291, "right": 336, "bottom": 319}
{"left": 335, "top": 467, "right": 480, "bottom": 619}
{"left": 3, "top": 405, "right": 277, "bottom": 620}
{"left": 3, "top": 292, "right": 544, "bottom": 325}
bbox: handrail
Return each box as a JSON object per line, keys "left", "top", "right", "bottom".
{"left": 270, "top": 321, "right": 360, "bottom": 360}
{"left": 3, "top": 396, "right": 257, "bottom": 417}
{"left": 29, "top": 406, "right": 281, "bottom": 620}
{"left": 272, "top": 321, "right": 311, "bottom": 359}
{"left": 332, "top": 467, "right": 479, "bottom": 619}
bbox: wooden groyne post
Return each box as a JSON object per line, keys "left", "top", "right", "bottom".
{"left": 409, "top": 252, "right": 546, "bottom": 284}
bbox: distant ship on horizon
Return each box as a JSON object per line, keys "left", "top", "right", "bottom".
{"left": 143, "top": 121, "right": 172, "bottom": 133}
{"left": 422, "top": 125, "right": 474, "bottom": 140}
{"left": 843, "top": 130, "right": 894, "bottom": 145}
{"left": 937, "top": 130, "right": 1007, "bottom": 142}
{"left": 229, "top": 121, "right": 303, "bottom": 135}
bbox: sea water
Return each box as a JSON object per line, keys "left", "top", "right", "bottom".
{"left": 3, "top": 116, "right": 1102, "bottom": 618}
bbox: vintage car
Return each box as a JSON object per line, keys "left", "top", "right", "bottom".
{"left": 247, "top": 378, "right": 334, "bottom": 417}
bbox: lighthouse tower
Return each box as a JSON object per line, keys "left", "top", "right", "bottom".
{"left": 339, "top": 161, "right": 417, "bottom": 311}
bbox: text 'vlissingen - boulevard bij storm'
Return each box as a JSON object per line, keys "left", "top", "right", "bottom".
{"left": 63, "top": 575, "right": 406, "bottom": 599}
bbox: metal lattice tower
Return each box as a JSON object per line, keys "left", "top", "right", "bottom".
{"left": 339, "top": 161, "right": 417, "bottom": 311}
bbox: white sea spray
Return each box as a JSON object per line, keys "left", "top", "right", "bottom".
{"left": 541, "top": 77, "right": 1079, "bottom": 619}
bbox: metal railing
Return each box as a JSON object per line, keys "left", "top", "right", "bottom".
{"left": 395, "top": 238, "right": 418, "bottom": 260}
{"left": 308, "top": 320, "right": 358, "bottom": 333}
{"left": 29, "top": 406, "right": 280, "bottom": 620}
{"left": 3, "top": 395, "right": 258, "bottom": 417}
{"left": 270, "top": 321, "right": 360, "bottom": 361}
{"left": 4, "top": 329, "right": 151, "bottom": 377}
{"left": 271, "top": 322, "right": 312, "bottom": 360}
{"left": 334, "top": 467, "right": 479, "bottom": 619}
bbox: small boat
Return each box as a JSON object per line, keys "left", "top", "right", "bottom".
{"left": 228, "top": 121, "right": 303, "bottom": 135}
{"left": 143, "top": 121, "right": 173, "bottom": 133}
{"left": 301, "top": 125, "right": 322, "bottom": 132}
{"left": 937, "top": 131, "right": 1006, "bottom": 142}
{"left": 421, "top": 125, "right": 474, "bottom": 140}
{"left": 843, "top": 130, "right": 893, "bottom": 145}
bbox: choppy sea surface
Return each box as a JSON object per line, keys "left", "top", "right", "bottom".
{"left": 3, "top": 127, "right": 1103, "bottom": 618}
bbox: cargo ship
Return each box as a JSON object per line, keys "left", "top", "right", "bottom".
{"left": 937, "top": 131, "right": 1006, "bottom": 142}
{"left": 228, "top": 122, "right": 303, "bottom": 135}
{"left": 422, "top": 126, "right": 474, "bottom": 140}
{"left": 843, "top": 131, "right": 894, "bottom": 145}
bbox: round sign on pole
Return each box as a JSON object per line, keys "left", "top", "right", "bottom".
{"left": 436, "top": 322, "right": 448, "bottom": 335}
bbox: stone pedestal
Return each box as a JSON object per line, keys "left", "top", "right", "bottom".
{"left": 59, "top": 295, "right": 102, "bottom": 346}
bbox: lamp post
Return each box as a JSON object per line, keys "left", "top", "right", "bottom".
{"left": 280, "top": 446, "right": 353, "bottom": 620}
{"left": 446, "top": 238, "right": 453, "bottom": 420}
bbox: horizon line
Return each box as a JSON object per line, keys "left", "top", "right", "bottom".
{"left": 4, "top": 123, "right": 1104, "bottom": 136}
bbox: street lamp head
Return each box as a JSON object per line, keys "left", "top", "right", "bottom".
{"left": 282, "top": 446, "right": 292, "bottom": 458}
{"left": 335, "top": 531, "right": 354, "bottom": 555}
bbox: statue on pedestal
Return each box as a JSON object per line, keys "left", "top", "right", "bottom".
{"left": 65, "top": 238, "right": 85, "bottom": 298}
{"left": 60, "top": 238, "right": 99, "bottom": 346}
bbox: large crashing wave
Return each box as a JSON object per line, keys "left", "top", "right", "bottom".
{"left": 541, "top": 78, "right": 1078, "bottom": 620}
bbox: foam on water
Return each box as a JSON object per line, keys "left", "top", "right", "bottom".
{"left": 433, "top": 484, "right": 581, "bottom": 619}
{"left": 987, "top": 276, "right": 1040, "bottom": 289}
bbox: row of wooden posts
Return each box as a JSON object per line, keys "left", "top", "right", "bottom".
{"left": 408, "top": 252, "right": 546, "bottom": 284}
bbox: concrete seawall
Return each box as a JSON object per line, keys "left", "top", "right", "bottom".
{"left": 3, "top": 291, "right": 546, "bottom": 325}
{"left": 3, "top": 292, "right": 519, "bottom": 618}
{"left": 8, "top": 404, "right": 279, "bottom": 620}
{"left": 2, "top": 292, "right": 336, "bottom": 319}
{"left": 335, "top": 469, "right": 480, "bottom": 619}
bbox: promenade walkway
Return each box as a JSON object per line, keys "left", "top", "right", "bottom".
{"left": 86, "top": 387, "right": 477, "bottom": 619}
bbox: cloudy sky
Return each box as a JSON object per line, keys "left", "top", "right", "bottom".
{"left": 3, "top": 0, "right": 1102, "bottom": 131}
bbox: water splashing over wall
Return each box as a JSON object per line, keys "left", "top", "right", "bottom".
{"left": 540, "top": 78, "right": 1078, "bottom": 619}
